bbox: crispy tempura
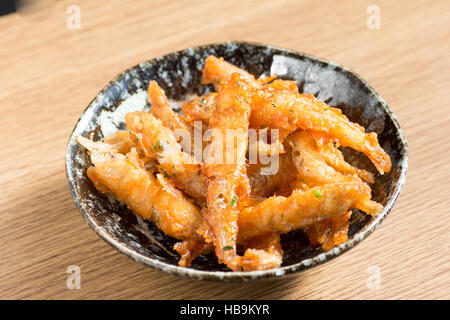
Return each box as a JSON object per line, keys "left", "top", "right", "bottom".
{"left": 251, "top": 91, "right": 391, "bottom": 174}
{"left": 289, "top": 131, "right": 382, "bottom": 215}
{"left": 147, "top": 81, "right": 192, "bottom": 132}
{"left": 181, "top": 92, "right": 218, "bottom": 125}
{"left": 78, "top": 136, "right": 275, "bottom": 267}
{"left": 201, "top": 55, "right": 391, "bottom": 174}
{"left": 248, "top": 153, "right": 297, "bottom": 197}
{"left": 238, "top": 182, "right": 371, "bottom": 240}
{"left": 309, "top": 131, "right": 375, "bottom": 183}
{"left": 305, "top": 211, "right": 352, "bottom": 251}
{"left": 201, "top": 74, "right": 252, "bottom": 271}
{"left": 76, "top": 136, "right": 206, "bottom": 265}
{"left": 289, "top": 130, "right": 381, "bottom": 250}
{"left": 125, "top": 111, "right": 206, "bottom": 203}
{"left": 147, "top": 80, "right": 195, "bottom": 153}
{"left": 75, "top": 56, "right": 392, "bottom": 271}
{"left": 240, "top": 234, "right": 283, "bottom": 271}
{"left": 102, "top": 130, "right": 135, "bottom": 154}
{"left": 202, "top": 56, "right": 263, "bottom": 90}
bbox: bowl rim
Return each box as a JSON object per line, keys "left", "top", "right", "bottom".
{"left": 65, "top": 40, "right": 408, "bottom": 281}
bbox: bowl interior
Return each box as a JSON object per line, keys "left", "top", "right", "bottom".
{"left": 66, "top": 41, "right": 407, "bottom": 280}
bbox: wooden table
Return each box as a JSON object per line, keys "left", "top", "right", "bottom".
{"left": 1, "top": 0, "right": 449, "bottom": 300}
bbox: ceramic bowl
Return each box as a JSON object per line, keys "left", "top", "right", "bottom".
{"left": 65, "top": 41, "right": 408, "bottom": 281}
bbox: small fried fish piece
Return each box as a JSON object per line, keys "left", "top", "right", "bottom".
{"left": 147, "top": 81, "right": 192, "bottom": 132}
{"left": 86, "top": 166, "right": 110, "bottom": 193}
{"left": 247, "top": 163, "right": 278, "bottom": 197}
{"left": 125, "top": 111, "right": 206, "bottom": 203}
{"left": 77, "top": 136, "right": 206, "bottom": 254}
{"left": 289, "top": 131, "right": 380, "bottom": 251}
{"left": 77, "top": 138, "right": 200, "bottom": 237}
{"left": 290, "top": 131, "right": 349, "bottom": 186}
{"left": 309, "top": 131, "right": 375, "bottom": 183}
{"left": 102, "top": 130, "right": 135, "bottom": 154}
{"left": 173, "top": 238, "right": 213, "bottom": 268}
{"left": 202, "top": 56, "right": 263, "bottom": 90}
{"left": 289, "top": 131, "right": 382, "bottom": 215}
{"left": 266, "top": 79, "right": 299, "bottom": 93}
{"left": 202, "top": 56, "right": 391, "bottom": 174}
{"left": 240, "top": 234, "right": 283, "bottom": 271}
{"left": 238, "top": 182, "right": 371, "bottom": 241}
{"left": 305, "top": 211, "right": 352, "bottom": 251}
{"left": 147, "top": 81, "right": 194, "bottom": 152}
{"left": 201, "top": 74, "right": 252, "bottom": 271}
{"left": 248, "top": 153, "right": 297, "bottom": 197}
{"left": 176, "top": 195, "right": 275, "bottom": 269}
{"left": 181, "top": 93, "right": 218, "bottom": 125}
{"left": 251, "top": 89, "right": 391, "bottom": 174}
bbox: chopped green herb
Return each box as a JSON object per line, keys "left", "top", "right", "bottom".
{"left": 160, "top": 168, "right": 170, "bottom": 178}
{"left": 230, "top": 195, "right": 238, "bottom": 206}
{"left": 199, "top": 98, "right": 206, "bottom": 107}
{"left": 236, "top": 81, "right": 243, "bottom": 87}
{"left": 153, "top": 140, "right": 166, "bottom": 153}
{"left": 313, "top": 190, "right": 323, "bottom": 198}
{"left": 223, "top": 246, "right": 233, "bottom": 250}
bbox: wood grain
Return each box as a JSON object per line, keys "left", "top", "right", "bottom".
{"left": 0, "top": 0, "right": 449, "bottom": 300}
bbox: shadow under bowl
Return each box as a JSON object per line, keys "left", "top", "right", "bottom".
{"left": 65, "top": 41, "right": 408, "bottom": 281}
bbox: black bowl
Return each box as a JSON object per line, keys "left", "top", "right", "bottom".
{"left": 65, "top": 41, "right": 408, "bottom": 281}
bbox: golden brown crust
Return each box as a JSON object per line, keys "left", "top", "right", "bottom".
{"left": 201, "top": 74, "right": 252, "bottom": 271}
{"left": 75, "top": 55, "right": 390, "bottom": 270}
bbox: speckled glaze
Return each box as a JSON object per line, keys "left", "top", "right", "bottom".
{"left": 65, "top": 41, "right": 408, "bottom": 281}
